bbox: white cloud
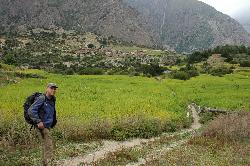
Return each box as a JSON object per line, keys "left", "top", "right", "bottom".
{"left": 199, "top": 0, "right": 250, "bottom": 16}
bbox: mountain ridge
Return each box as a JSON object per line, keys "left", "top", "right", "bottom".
{"left": 0, "top": 0, "right": 250, "bottom": 52}
{"left": 124, "top": 0, "right": 250, "bottom": 52}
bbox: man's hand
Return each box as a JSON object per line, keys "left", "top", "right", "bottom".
{"left": 37, "top": 122, "right": 45, "bottom": 129}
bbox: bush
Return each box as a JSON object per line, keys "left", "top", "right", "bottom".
{"left": 171, "top": 65, "right": 199, "bottom": 80}
{"left": 203, "top": 112, "right": 250, "bottom": 141}
{"left": 136, "top": 63, "right": 165, "bottom": 76}
{"left": 87, "top": 44, "right": 95, "bottom": 49}
{"left": 187, "top": 70, "right": 199, "bottom": 77}
{"left": 171, "top": 71, "right": 191, "bottom": 80}
{"left": 2, "top": 53, "right": 17, "bottom": 65}
{"left": 13, "top": 72, "right": 46, "bottom": 79}
{"left": 111, "top": 117, "right": 162, "bottom": 141}
{"left": 79, "top": 67, "right": 104, "bottom": 75}
{"left": 240, "top": 61, "right": 250, "bottom": 67}
{"left": 209, "top": 67, "right": 233, "bottom": 77}
{"left": 199, "top": 112, "right": 215, "bottom": 124}
{"left": 65, "top": 68, "right": 74, "bottom": 75}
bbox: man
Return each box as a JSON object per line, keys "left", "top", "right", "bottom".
{"left": 28, "top": 83, "right": 58, "bottom": 166}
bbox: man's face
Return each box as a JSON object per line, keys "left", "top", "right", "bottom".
{"left": 46, "top": 87, "right": 57, "bottom": 96}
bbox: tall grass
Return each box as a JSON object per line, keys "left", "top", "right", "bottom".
{"left": 203, "top": 112, "right": 250, "bottom": 141}
{"left": 0, "top": 73, "right": 190, "bottom": 144}
{"left": 147, "top": 111, "right": 250, "bottom": 166}
{"left": 0, "top": 70, "right": 249, "bottom": 145}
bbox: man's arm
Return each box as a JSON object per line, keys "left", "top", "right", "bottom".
{"left": 28, "top": 95, "right": 45, "bottom": 124}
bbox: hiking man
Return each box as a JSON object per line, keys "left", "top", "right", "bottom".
{"left": 28, "top": 83, "right": 58, "bottom": 166}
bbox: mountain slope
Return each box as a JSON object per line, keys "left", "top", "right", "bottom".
{"left": 0, "top": 0, "right": 250, "bottom": 52}
{"left": 123, "top": 0, "right": 250, "bottom": 52}
{"left": 0, "top": 0, "right": 155, "bottom": 47}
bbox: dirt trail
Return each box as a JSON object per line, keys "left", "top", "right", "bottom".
{"left": 58, "top": 138, "right": 154, "bottom": 166}
{"left": 126, "top": 104, "right": 201, "bottom": 166}
{"left": 57, "top": 104, "right": 201, "bottom": 166}
{"left": 126, "top": 139, "right": 190, "bottom": 166}
{"left": 189, "top": 104, "right": 201, "bottom": 130}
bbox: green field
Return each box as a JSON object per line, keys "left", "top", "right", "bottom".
{"left": 1, "top": 66, "right": 250, "bottom": 165}
{"left": 0, "top": 70, "right": 190, "bottom": 141}
{"left": 0, "top": 68, "right": 249, "bottom": 142}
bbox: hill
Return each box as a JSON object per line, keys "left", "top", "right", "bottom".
{"left": 0, "top": 0, "right": 250, "bottom": 52}
{"left": 124, "top": 0, "right": 250, "bottom": 52}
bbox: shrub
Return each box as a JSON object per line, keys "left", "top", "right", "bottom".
{"left": 199, "top": 112, "right": 215, "bottom": 124}
{"left": 13, "top": 72, "right": 46, "bottom": 79}
{"left": 202, "top": 112, "right": 250, "bottom": 141}
{"left": 136, "top": 63, "right": 165, "bottom": 76}
{"left": 171, "top": 71, "right": 191, "bottom": 80}
{"left": 65, "top": 68, "right": 74, "bottom": 75}
{"left": 111, "top": 117, "right": 162, "bottom": 141}
{"left": 209, "top": 67, "right": 233, "bottom": 77}
{"left": 171, "top": 65, "right": 199, "bottom": 80}
{"left": 87, "top": 44, "right": 95, "bottom": 49}
{"left": 78, "top": 67, "right": 104, "bottom": 75}
{"left": 187, "top": 70, "right": 199, "bottom": 77}
{"left": 240, "top": 61, "right": 250, "bottom": 67}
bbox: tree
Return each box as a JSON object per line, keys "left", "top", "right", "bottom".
{"left": 3, "top": 52, "right": 17, "bottom": 65}
{"left": 87, "top": 44, "right": 95, "bottom": 49}
{"left": 5, "top": 38, "right": 20, "bottom": 48}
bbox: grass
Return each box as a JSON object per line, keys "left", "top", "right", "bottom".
{"left": 0, "top": 66, "right": 250, "bottom": 164}
{"left": 148, "top": 112, "right": 250, "bottom": 166}
{"left": 94, "top": 112, "right": 250, "bottom": 166}
{"left": 148, "top": 137, "right": 250, "bottom": 166}
{"left": 187, "top": 72, "right": 250, "bottom": 110}
{"left": 94, "top": 132, "right": 192, "bottom": 165}
{"left": 0, "top": 138, "right": 101, "bottom": 165}
{"left": 0, "top": 69, "right": 249, "bottom": 141}
{"left": 0, "top": 70, "right": 192, "bottom": 142}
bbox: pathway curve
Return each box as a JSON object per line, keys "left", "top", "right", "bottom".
{"left": 57, "top": 104, "right": 201, "bottom": 166}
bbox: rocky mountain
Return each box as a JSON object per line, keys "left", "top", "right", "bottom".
{"left": 0, "top": 0, "right": 250, "bottom": 52}
{"left": 123, "top": 0, "right": 250, "bottom": 52}
{"left": 0, "top": 0, "right": 155, "bottom": 47}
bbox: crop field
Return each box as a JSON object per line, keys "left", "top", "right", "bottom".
{"left": 0, "top": 70, "right": 191, "bottom": 142}
{"left": 0, "top": 66, "right": 250, "bottom": 165}
{"left": 0, "top": 68, "right": 249, "bottom": 142}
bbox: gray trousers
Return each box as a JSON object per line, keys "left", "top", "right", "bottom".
{"left": 37, "top": 128, "right": 54, "bottom": 166}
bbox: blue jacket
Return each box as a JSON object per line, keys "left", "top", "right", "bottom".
{"left": 28, "top": 94, "right": 57, "bottom": 128}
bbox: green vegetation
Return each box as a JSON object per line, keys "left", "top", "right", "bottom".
{"left": 0, "top": 67, "right": 249, "bottom": 143}
{"left": 0, "top": 30, "right": 250, "bottom": 165}
{"left": 188, "top": 45, "right": 250, "bottom": 64}
{"left": 0, "top": 138, "right": 101, "bottom": 165}
{"left": 0, "top": 70, "right": 192, "bottom": 142}
{"left": 0, "top": 29, "right": 182, "bottom": 77}
{"left": 169, "top": 65, "right": 199, "bottom": 80}
{"left": 95, "top": 132, "right": 192, "bottom": 165}
{"left": 92, "top": 112, "right": 250, "bottom": 166}
{"left": 110, "top": 45, "right": 174, "bottom": 56}
{"left": 148, "top": 112, "right": 250, "bottom": 165}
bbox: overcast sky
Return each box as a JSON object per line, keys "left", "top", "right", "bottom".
{"left": 199, "top": 0, "right": 250, "bottom": 17}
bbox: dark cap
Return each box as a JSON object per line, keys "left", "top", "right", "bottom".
{"left": 47, "top": 83, "right": 58, "bottom": 88}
